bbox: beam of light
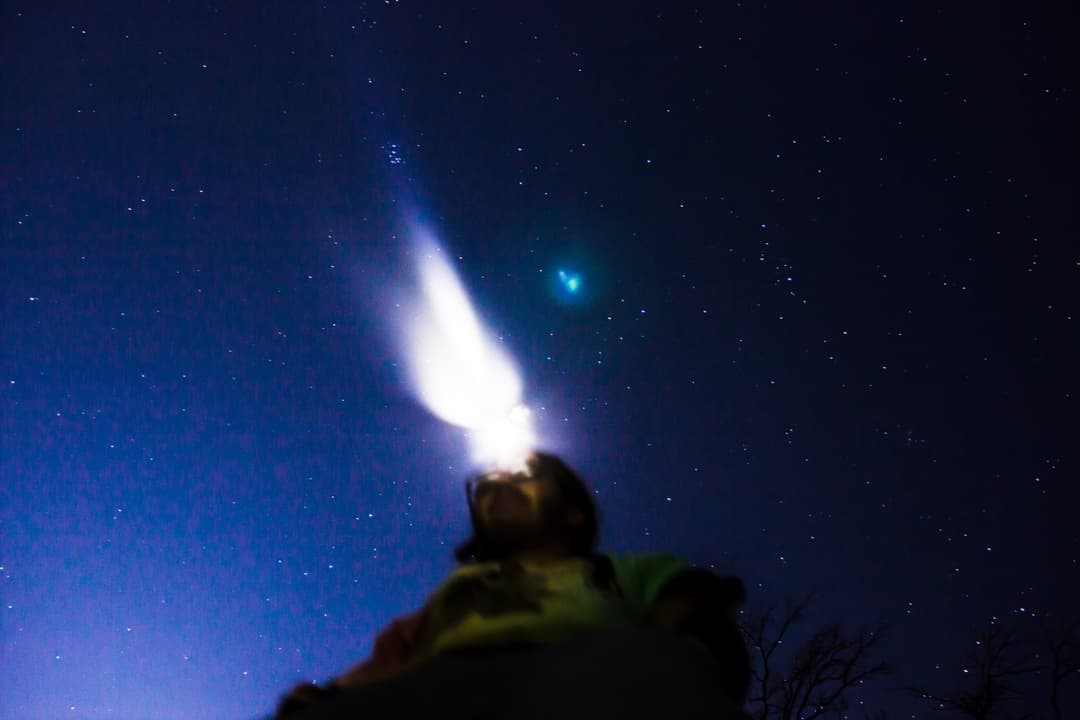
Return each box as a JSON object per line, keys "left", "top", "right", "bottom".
{"left": 401, "top": 230, "right": 537, "bottom": 471}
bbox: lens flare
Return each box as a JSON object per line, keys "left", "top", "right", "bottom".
{"left": 401, "top": 230, "right": 537, "bottom": 470}
{"left": 557, "top": 269, "right": 581, "bottom": 294}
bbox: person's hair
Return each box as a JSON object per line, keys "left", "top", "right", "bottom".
{"left": 454, "top": 452, "right": 599, "bottom": 564}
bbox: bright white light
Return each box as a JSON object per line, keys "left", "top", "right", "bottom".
{"left": 402, "top": 231, "right": 537, "bottom": 470}
{"left": 471, "top": 404, "right": 535, "bottom": 472}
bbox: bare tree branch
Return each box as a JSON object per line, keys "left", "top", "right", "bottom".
{"left": 741, "top": 595, "right": 890, "bottom": 720}
{"left": 910, "top": 621, "right": 1041, "bottom": 720}
{"left": 743, "top": 594, "right": 813, "bottom": 720}
{"left": 1040, "top": 616, "right": 1080, "bottom": 720}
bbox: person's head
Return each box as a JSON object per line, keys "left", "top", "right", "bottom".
{"left": 454, "top": 451, "right": 598, "bottom": 564}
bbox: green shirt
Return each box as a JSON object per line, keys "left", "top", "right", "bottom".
{"left": 414, "top": 553, "right": 690, "bottom": 658}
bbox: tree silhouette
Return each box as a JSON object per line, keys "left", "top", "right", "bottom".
{"left": 910, "top": 621, "right": 1041, "bottom": 720}
{"left": 1040, "top": 617, "right": 1080, "bottom": 720}
{"left": 741, "top": 594, "right": 891, "bottom": 720}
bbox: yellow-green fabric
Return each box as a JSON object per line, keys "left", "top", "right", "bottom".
{"left": 415, "top": 553, "right": 690, "bottom": 658}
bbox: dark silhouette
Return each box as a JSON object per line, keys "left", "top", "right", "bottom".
{"left": 910, "top": 621, "right": 1040, "bottom": 719}
{"left": 910, "top": 615, "right": 1080, "bottom": 720}
{"left": 741, "top": 594, "right": 891, "bottom": 720}
{"left": 1041, "top": 617, "right": 1080, "bottom": 720}
{"left": 275, "top": 452, "right": 751, "bottom": 719}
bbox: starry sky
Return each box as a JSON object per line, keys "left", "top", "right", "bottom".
{"left": 2, "top": 2, "right": 1076, "bottom": 719}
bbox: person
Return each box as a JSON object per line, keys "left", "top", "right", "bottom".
{"left": 275, "top": 451, "right": 750, "bottom": 719}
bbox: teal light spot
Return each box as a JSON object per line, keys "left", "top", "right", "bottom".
{"left": 557, "top": 269, "right": 582, "bottom": 295}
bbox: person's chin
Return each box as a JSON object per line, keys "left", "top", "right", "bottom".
{"left": 487, "top": 514, "right": 531, "bottom": 535}
{"left": 485, "top": 518, "right": 539, "bottom": 544}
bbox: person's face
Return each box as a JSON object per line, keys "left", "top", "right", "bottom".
{"left": 473, "top": 470, "right": 551, "bottom": 533}
{"left": 468, "top": 454, "right": 591, "bottom": 559}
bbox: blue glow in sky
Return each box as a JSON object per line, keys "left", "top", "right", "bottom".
{"left": 552, "top": 268, "right": 586, "bottom": 306}
{"left": 557, "top": 269, "right": 582, "bottom": 294}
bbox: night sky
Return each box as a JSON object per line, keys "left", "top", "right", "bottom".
{"left": 2, "top": 2, "right": 1077, "bottom": 719}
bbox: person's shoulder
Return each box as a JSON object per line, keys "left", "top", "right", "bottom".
{"left": 599, "top": 552, "right": 693, "bottom": 607}
{"left": 444, "top": 560, "right": 501, "bottom": 580}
